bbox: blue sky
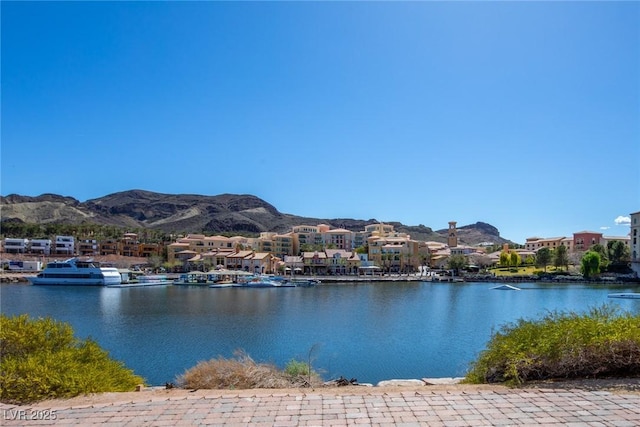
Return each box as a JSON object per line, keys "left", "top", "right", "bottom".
{"left": 2, "top": 1, "right": 638, "bottom": 244}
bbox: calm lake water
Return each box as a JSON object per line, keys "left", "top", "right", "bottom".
{"left": 2, "top": 281, "right": 639, "bottom": 386}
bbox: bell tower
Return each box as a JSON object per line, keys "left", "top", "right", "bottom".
{"left": 448, "top": 221, "right": 458, "bottom": 248}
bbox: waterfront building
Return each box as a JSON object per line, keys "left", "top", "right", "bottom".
{"left": 303, "top": 251, "right": 328, "bottom": 275}
{"left": 252, "top": 232, "right": 294, "bottom": 259}
{"left": 54, "top": 235, "right": 75, "bottom": 255}
{"left": 272, "top": 233, "right": 294, "bottom": 259}
{"left": 291, "top": 225, "right": 324, "bottom": 253}
{"left": 364, "top": 223, "right": 395, "bottom": 236}
{"left": 30, "top": 239, "right": 52, "bottom": 255}
{"left": 3, "top": 238, "right": 29, "bottom": 253}
{"left": 283, "top": 255, "right": 304, "bottom": 275}
{"left": 166, "top": 234, "right": 236, "bottom": 264}
{"left": 138, "top": 242, "right": 163, "bottom": 258}
{"left": 447, "top": 221, "right": 458, "bottom": 248}
{"left": 323, "top": 228, "right": 355, "bottom": 250}
{"left": 226, "top": 250, "right": 254, "bottom": 271}
{"left": 524, "top": 237, "right": 569, "bottom": 251}
{"left": 325, "top": 249, "right": 360, "bottom": 275}
{"left": 573, "top": 231, "right": 603, "bottom": 251}
{"left": 243, "top": 252, "right": 276, "bottom": 274}
{"left": 600, "top": 235, "right": 631, "bottom": 249}
{"left": 78, "top": 239, "right": 99, "bottom": 256}
{"left": 100, "top": 239, "right": 119, "bottom": 255}
{"left": 367, "top": 234, "right": 418, "bottom": 273}
{"left": 121, "top": 233, "right": 140, "bottom": 257}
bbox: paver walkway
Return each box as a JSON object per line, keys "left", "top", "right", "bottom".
{"left": 1, "top": 386, "right": 639, "bottom": 426}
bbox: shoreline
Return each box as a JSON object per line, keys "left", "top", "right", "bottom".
{"left": 9, "top": 377, "right": 640, "bottom": 409}
{"left": 2, "top": 271, "right": 638, "bottom": 285}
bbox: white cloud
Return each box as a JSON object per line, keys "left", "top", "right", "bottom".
{"left": 614, "top": 215, "right": 631, "bottom": 226}
{"left": 600, "top": 226, "right": 610, "bottom": 230}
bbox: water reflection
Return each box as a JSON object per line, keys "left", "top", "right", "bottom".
{"left": 1, "top": 282, "right": 638, "bottom": 385}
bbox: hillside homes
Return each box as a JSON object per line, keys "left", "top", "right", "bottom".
{"left": 4, "top": 211, "right": 638, "bottom": 277}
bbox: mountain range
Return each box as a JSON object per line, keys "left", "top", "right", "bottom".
{"left": 0, "top": 190, "right": 513, "bottom": 246}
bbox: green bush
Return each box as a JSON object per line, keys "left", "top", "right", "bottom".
{"left": 0, "top": 314, "right": 144, "bottom": 404}
{"left": 284, "top": 359, "right": 311, "bottom": 377}
{"left": 464, "top": 305, "right": 640, "bottom": 385}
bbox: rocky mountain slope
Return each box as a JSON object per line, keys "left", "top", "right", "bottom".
{"left": 0, "top": 190, "right": 513, "bottom": 245}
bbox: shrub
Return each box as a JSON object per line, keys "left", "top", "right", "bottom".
{"left": 464, "top": 305, "right": 640, "bottom": 385}
{"left": 178, "top": 350, "right": 322, "bottom": 389}
{"left": 285, "top": 359, "right": 311, "bottom": 377}
{"left": 0, "top": 314, "right": 144, "bottom": 404}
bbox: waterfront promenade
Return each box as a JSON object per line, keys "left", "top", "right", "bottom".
{"left": 2, "top": 384, "right": 639, "bottom": 426}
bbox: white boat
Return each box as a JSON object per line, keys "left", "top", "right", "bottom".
{"left": 29, "top": 258, "right": 122, "bottom": 286}
{"left": 607, "top": 293, "right": 640, "bottom": 299}
{"left": 233, "top": 276, "right": 295, "bottom": 288}
{"left": 491, "top": 284, "right": 521, "bottom": 291}
{"left": 108, "top": 275, "right": 173, "bottom": 288}
{"left": 288, "top": 278, "right": 321, "bottom": 287}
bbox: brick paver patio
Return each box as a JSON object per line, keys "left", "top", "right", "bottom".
{"left": 1, "top": 387, "right": 638, "bottom": 426}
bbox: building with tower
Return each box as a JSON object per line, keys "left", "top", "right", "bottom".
{"left": 448, "top": 221, "right": 458, "bottom": 248}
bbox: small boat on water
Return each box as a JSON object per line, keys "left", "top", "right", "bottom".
{"left": 287, "top": 278, "right": 321, "bottom": 287}
{"left": 491, "top": 284, "right": 521, "bottom": 291}
{"left": 108, "top": 274, "right": 173, "bottom": 288}
{"left": 29, "top": 258, "right": 121, "bottom": 286}
{"left": 607, "top": 293, "right": 640, "bottom": 299}
{"left": 209, "top": 281, "right": 235, "bottom": 288}
{"left": 231, "top": 276, "right": 295, "bottom": 288}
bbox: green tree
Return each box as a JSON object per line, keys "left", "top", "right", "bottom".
{"left": 499, "top": 251, "right": 510, "bottom": 267}
{"left": 591, "top": 244, "right": 609, "bottom": 271}
{"left": 535, "top": 248, "right": 552, "bottom": 272}
{"left": 448, "top": 254, "right": 468, "bottom": 276}
{"left": 509, "top": 251, "right": 521, "bottom": 268}
{"left": 608, "top": 240, "right": 631, "bottom": 266}
{"left": 553, "top": 245, "right": 569, "bottom": 271}
{"left": 581, "top": 251, "right": 601, "bottom": 279}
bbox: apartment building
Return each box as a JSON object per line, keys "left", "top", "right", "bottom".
{"left": 167, "top": 234, "right": 238, "bottom": 263}
{"left": 323, "top": 228, "right": 355, "bottom": 250}
{"left": 291, "top": 225, "right": 324, "bottom": 253}
{"left": 302, "top": 251, "right": 328, "bottom": 275}
{"left": 100, "top": 239, "right": 119, "bottom": 255}
{"left": 3, "top": 238, "right": 29, "bottom": 253}
{"left": 226, "top": 250, "right": 254, "bottom": 271}
{"left": 78, "top": 239, "right": 100, "bottom": 256}
{"left": 271, "top": 233, "right": 294, "bottom": 259}
{"left": 243, "top": 252, "right": 276, "bottom": 274}
{"left": 364, "top": 223, "right": 395, "bottom": 236}
{"left": 138, "top": 242, "right": 163, "bottom": 258}
{"left": 573, "top": 231, "right": 603, "bottom": 251}
{"left": 525, "top": 237, "right": 572, "bottom": 251}
{"left": 325, "top": 249, "right": 361, "bottom": 275}
{"left": 367, "top": 234, "right": 417, "bottom": 273}
{"left": 54, "top": 236, "right": 75, "bottom": 255}
{"left": 120, "top": 233, "right": 140, "bottom": 257}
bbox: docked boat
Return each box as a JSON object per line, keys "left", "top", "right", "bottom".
{"left": 233, "top": 276, "right": 295, "bottom": 288}
{"left": 607, "top": 293, "right": 640, "bottom": 299}
{"left": 29, "top": 258, "right": 121, "bottom": 286}
{"left": 288, "top": 278, "right": 321, "bottom": 287}
{"left": 108, "top": 274, "right": 173, "bottom": 288}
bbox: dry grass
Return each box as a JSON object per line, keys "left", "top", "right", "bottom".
{"left": 177, "top": 351, "right": 323, "bottom": 390}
